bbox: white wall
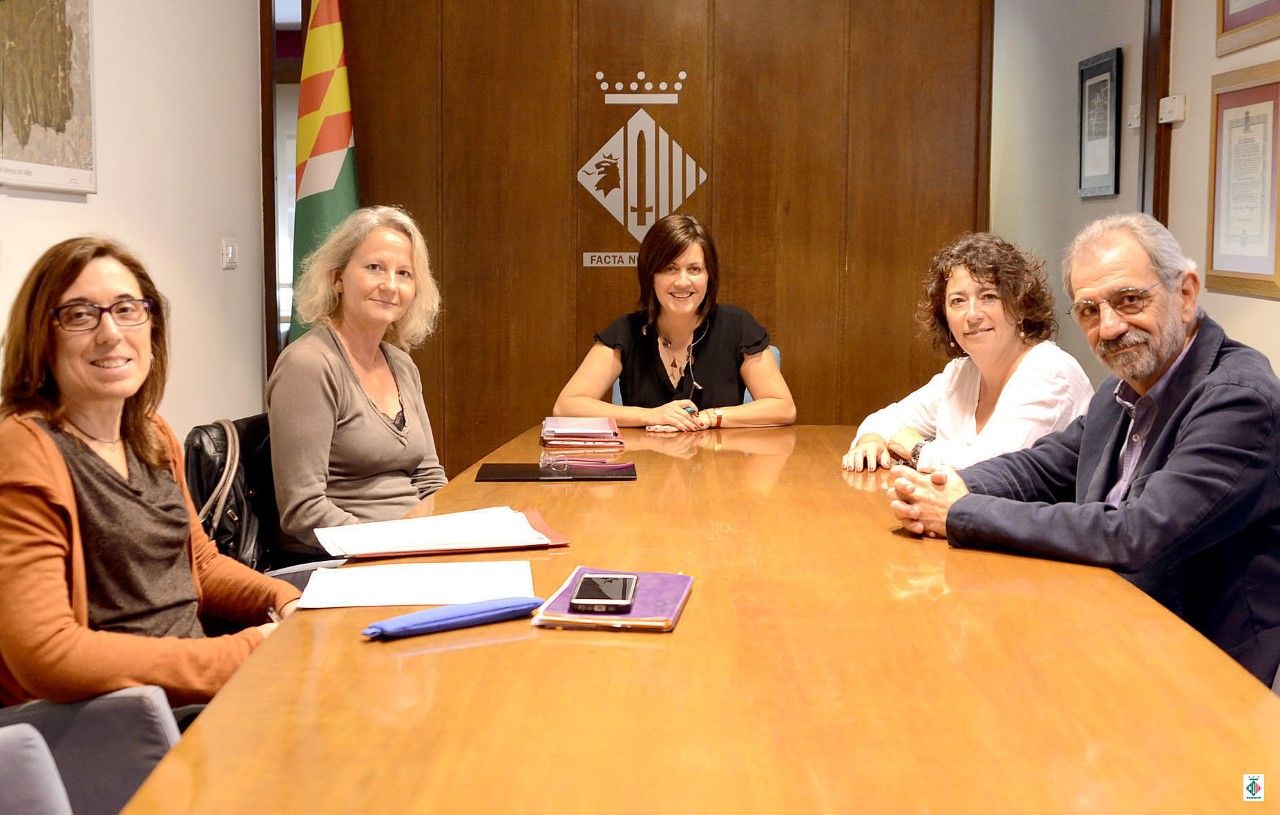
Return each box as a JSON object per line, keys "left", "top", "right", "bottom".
{"left": 1168, "top": 2, "right": 1280, "bottom": 367}
{"left": 0, "top": 1, "right": 265, "bottom": 438}
{"left": 994, "top": 0, "right": 1280, "bottom": 374}
{"left": 990, "top": 0, "right": 1148, "bottom": 383}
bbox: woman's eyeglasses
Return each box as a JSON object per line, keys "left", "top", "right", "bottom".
{"left": 1068, "top": 284, "right": 1159, "bottom": 329}
{"left": 52, "top": 298, "right": 156, "bottom": 332}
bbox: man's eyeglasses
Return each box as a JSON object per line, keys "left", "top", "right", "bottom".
{"left": 1069, "top": 284, "right": 1160, "bottom": 329}
{"left": 52, "top": 298, "right": 156, "bottom": 332}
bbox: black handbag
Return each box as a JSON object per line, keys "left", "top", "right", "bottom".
{"left": 183, "top": 415, "right": 278, "bottom": 571}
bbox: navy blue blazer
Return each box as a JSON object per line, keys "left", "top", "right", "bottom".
{"left": 949, "top": 316, "right": 1280, "bottom": 683}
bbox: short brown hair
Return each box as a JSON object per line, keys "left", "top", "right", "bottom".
{"left": 636, "top": 214, "right": 720, "bottom": 329}
{"left": 916, "top": 232, "right": 1058, "bottom": 358}
{"left": 1, "top": 237, "right": 170, "bottom": 468}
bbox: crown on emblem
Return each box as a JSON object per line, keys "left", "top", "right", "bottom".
{"left": 596, "top": 70, "right": 687, "bottom": 105}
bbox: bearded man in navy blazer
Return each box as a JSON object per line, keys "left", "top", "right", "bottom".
{"left": 889, "top": 212, "right": 1280, "bottom": 684}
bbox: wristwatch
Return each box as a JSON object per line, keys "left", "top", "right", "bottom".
{"left": 910, "top": 440, "right": 927, "bottom": 468}
{"left": 713, "top": 408, "right": 724, "bottom": 428}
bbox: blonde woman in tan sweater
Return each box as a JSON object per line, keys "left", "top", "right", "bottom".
{"left": 267, "top": 206, "right": 446, "bottom": 557}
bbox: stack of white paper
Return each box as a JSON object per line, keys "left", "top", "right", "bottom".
{"left": 540, "top": 416, "right": 624, "bottom": 449}
{"left": 314, "top": 506, "right": 552, "bottom": 558}
{"left": 541, "top": 416, "right": 619, "bottom": 438}
{"left": 298, "top": 560, "right": 535, "bottom": 608}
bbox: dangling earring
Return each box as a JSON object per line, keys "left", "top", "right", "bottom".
{"left": 1018, "top": 320, "right": 1026, "bottom": 339}
{"left": 948, "top": 332, "right": 957, "bottom": 348}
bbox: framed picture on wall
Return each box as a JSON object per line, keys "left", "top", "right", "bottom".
{"left": 1218, "top": 0, "right": 1280, "bottom": 57}
{"left": 0, "top": 0, "right": 97, "bottom": 193}
{"left": 1078, "top": 49, "right": 1121, "bottom": 198}
{"left": 1208, "top": 61, "right": 1280, "bottom": 298}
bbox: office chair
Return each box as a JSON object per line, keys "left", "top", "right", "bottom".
{"left": 0, "top": 724, "right": 72, "bottom": 815}
{"left": 611, "top": 344, "right": 781, "bottom": 405}
{"left": 187, "top": 413, "right": 352, "bottom": 579}
{"left": 0, "top": 686, "right": 180, "bottom": 815}
{"left": 185, "top": 413, "right": 281, "bottom": 571}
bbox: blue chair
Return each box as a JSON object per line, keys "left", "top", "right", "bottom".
{"left": 611, "top": 345, "right": 781, "bottom": 405}
{"left": 0, "top": 686, "right": 180, "bottom": 815}
{"left": 0, "top": 724, "right": 71, "bottom": 814}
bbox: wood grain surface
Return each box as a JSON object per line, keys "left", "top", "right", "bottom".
{"left": 126, "top": 426, "right": 1280, "bottom": 814}
{"left": 328, "top": 1, "right": 992, "bottom": 475}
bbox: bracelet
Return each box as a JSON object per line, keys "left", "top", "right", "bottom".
{"left": 910, "top": 440, "right": 927, "bottom": 468}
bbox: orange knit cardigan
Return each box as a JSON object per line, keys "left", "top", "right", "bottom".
{"left": 0, "top": 413, "right": 300, "bottom": 706}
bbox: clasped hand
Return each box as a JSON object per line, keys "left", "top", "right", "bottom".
{"left": 645, "top": 399, "right": 712, "bottom": 433}
{"left": 886, "top": 464, "right": 969, "bottom": 538}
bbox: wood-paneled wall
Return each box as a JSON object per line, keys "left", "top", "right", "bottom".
{"left": 336, "top": 0, "right": 992, "bottom": 474}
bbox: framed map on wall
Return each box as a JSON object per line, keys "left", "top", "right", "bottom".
{"left": 0, "top": 0, "right": 96, "bottom": 193}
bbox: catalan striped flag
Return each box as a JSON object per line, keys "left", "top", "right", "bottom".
{"left": 289, "top": 0, "right": 358, "bottom": 342}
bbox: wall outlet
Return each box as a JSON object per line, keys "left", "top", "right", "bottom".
{"left": 1127, "top": 103, "right": 1142, "bottom": 130}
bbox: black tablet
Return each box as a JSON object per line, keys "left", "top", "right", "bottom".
{"left": 474, "top": 462, "right": 637, "bottom": 482}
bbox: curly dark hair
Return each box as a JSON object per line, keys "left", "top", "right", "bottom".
{"left": 915, "top": 232, "right": 1057, "bottom": 359}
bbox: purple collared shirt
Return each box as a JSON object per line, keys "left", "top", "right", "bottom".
{"left": 1105, "top": 338, "right": 1195, "bottom": 505}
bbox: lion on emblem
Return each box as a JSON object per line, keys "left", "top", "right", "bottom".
{"left": 582, "top": 154, "right": 621, "bottom": 196}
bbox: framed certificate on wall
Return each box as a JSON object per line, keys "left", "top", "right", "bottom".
{"left": 1208, "top": 62, "right": 1280, "bottom": 298}
{"left": 1078, "top": 49, "right": 1121, "bottom": 198}
{"left": 1218, "top": 0, "right": 1280, "bottom": 57}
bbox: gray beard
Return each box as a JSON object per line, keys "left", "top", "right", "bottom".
{"left": 1094, "top": 307, "right": 1185, "bottom": 385}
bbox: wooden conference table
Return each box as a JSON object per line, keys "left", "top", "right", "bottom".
{"left": 126, "top": 426, "right": 1280, "bottom": 814}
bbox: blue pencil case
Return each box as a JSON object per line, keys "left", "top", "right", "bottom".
{"left": 361, "top": 596, "right": 544, "bottom": 640}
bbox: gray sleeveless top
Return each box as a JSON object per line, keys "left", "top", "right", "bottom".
{"left": 42, "top": 421, "right": 204, "bottom": 638}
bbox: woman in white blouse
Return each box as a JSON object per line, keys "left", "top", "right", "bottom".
{"left": 842, "top": 233, "right": 1093, "bottom": 472}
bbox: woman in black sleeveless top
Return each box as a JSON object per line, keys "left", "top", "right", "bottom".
{"left": 554, "top": 214, "right": 795, "bottom": 431}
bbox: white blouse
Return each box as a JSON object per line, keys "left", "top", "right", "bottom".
{"left": 853, "top": 341, "right": 1093, "bottom": 470}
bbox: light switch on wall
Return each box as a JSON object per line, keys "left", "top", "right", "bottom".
{"left": 1127, "top": 103, "right": 1142, "bottom": 130}
{"left": 221, "top": 238, "right": 239, "bottom": 270}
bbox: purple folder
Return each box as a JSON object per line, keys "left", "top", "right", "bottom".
{"left": 533, "top": 566, "right": 694, "bottom": 632}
